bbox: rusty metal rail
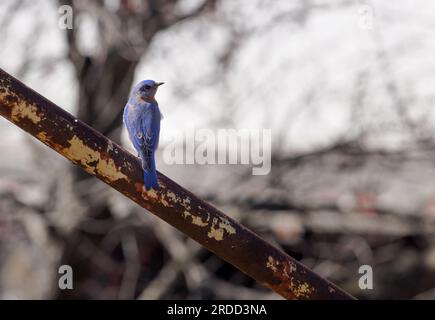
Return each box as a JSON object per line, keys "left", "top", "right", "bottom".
{"left": 0, "top": 68, "right": 354, "bottom": 300}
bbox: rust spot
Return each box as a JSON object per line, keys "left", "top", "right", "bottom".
{"left": 207, "top": 217, "right": 236, "bottom": 241}
{"left": 159, "top": 190, "right": 194, "bottom": 210}
{"left": 11, "top": 99, "right": 42, "bottom": 124}
{"left": 0, "top": 88, "right": 42, "bottom": 124}
{"left": 62, "top": 135, "right": 129, "bottom": 182}
{"left": 36, "top": 131, "right": 50, "bottom": 141}
{"left": 166, "top": 191, "right": 178, "bottom": 203}
{"left": 265, "top": 256, "right": 314, "bottom": 299}
{"left": 4, "top": 94, "right": 18, "bottom": 104}
{"left": 107, "top": 140, "right": 114, "bottom": 152}
{"left": 146, "top": 188, "right": 159, "bottom": 200}
{"left": 183, "top": 210, "right": 209, "bottom": 227}
{"left": 161, "top": 198, "right": 170, "bottom": 207}
{"left": 35, "top": 131, "right": 66, "bottom": 151}
{"left": 266, "top": 256, "right": 279, "bottom": 272}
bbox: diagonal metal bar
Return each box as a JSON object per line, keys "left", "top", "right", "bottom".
{"left": 0, "top": 68, "right": 355, "bottom": 300}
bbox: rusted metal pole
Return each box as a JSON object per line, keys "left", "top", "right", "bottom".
{"left": 0, "top": 68, "right": 354, "bottom": 300}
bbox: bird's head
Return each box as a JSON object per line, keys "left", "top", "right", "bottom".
{"left": 132, "top": 80, "right": 164, "bottom": 102}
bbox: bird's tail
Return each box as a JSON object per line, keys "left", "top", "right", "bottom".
{"left": 141, "top": 151, "right": 159, "bottom": 191}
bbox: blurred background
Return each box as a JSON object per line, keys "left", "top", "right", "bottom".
{"left": 1, "top": 0, "right": 435, "bottom": 299}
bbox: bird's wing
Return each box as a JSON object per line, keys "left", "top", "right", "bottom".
{"left": 141, "top": 103, "right": 161, "bottom": 170}
{"left": 142, "top": 103, "right": 160, "bottom": 149}
{"left": 123, "top": 104, "right": 144, "bottom": 152}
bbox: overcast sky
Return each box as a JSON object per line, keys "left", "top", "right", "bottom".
{"left": 1, "top": 0, "right": 435, "bottom": 165}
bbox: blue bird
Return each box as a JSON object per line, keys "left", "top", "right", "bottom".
{"left": 123, "top": 80, "right": 164, "bottom": 191}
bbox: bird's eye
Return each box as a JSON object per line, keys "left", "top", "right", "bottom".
{"left": 144, "top": 85, "right": 152, "bottom": 90}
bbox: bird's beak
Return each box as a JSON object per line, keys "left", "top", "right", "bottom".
{"left": 155, "top": 82, "right": 165, "bottom": 86}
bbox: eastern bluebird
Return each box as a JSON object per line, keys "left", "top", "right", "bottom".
{"left": 123, "top": 80, "right": 164, "bottom": 191}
